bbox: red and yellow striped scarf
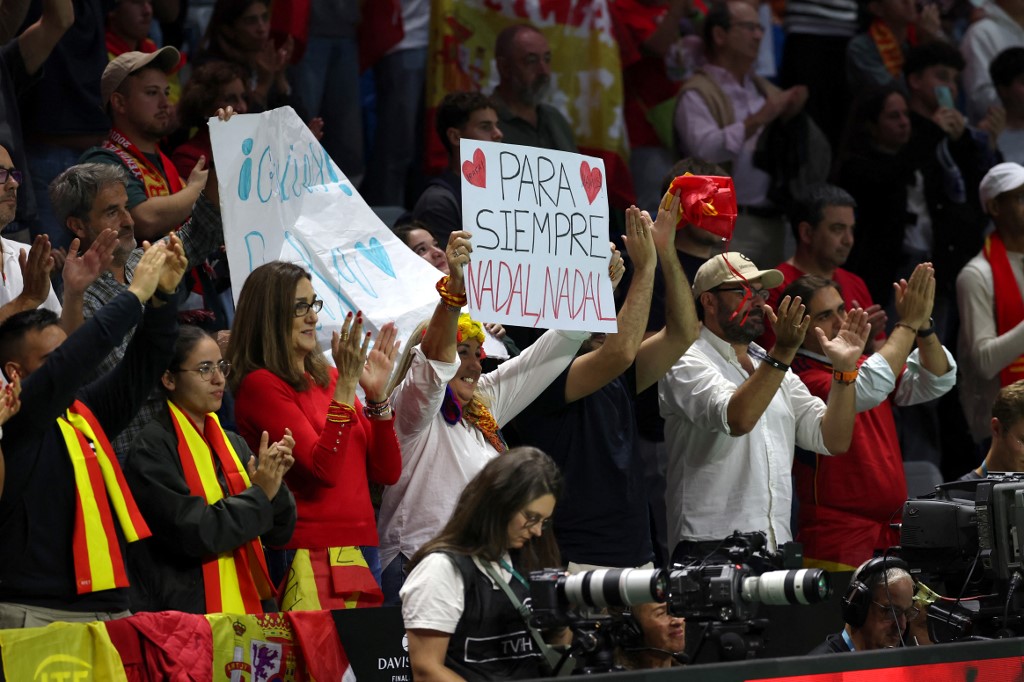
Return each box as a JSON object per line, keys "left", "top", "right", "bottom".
{"left": 57, "top": 400, "right": 151, "bottom": 594}
{"left": 102, "top": 128, "right": 184, "bottom": 200}
{"left": 868, "top": 20, "right": 904, "bottom": 77}
{"left": 168, "top": 401, "right": 274, "bottom": 614}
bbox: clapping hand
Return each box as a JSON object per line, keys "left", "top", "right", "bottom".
{"left": 765, "top": 295, "right": 809, "bottom": 354}
{"left": 17, "top": 235, "right": 54, "bottom": 307}
{"left": 818, "top": 307, "right": 869, "bottom": 370}
{"left": 249, "top": 428, "right": 295, "bottom": 500}
{"left": 63, "top": 230, "right": 117, "bottom": 297}
{"left": 360, "top": 321, "right": 400, "bottom": 403}
{"left": 332, "top": 311, "right": 369, "bottom": 386}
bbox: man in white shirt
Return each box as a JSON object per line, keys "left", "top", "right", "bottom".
{"left": 0, "top": 144, "right": 115, "bottom": 333}
{"left": 957, "top": 162, "right": 1024, "bottom": 444}
{"left": 658, "top": 252, "right": 867, "bottom": 559}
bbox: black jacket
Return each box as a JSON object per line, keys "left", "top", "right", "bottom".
{"left": 0, "top": 292, "right": 177, "bottom": 612}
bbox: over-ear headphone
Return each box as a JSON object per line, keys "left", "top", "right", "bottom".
{"left": 841, "top": 556, "right": 912, "bottom": 627}
{"left": 616, "top": 609, "right": 646, "bottom": 649}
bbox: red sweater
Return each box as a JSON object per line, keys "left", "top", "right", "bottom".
{"left": 234, "top": 368, "right": 401, "bottom": 549}
{"left": 790, "top": 354, "right": 905, "bottom": 569}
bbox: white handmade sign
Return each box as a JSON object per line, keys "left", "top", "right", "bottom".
{"left": 209, "top": 107, "right": 506, "bottom": 357}
{"left": 460, "top": 140, "right": 617, "bottom": 332}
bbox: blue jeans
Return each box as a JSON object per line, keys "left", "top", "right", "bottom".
{"left": 381, "top": 553, "right": 410, "bottom": 606}
{"left": 289, "top": 35, "right": 365, "bottom": 185}
{"left": 26, "top": 142, "right": 83, "bottom": 252}
{"left": 360, "top": 47, "right": 427, "bottom": 208}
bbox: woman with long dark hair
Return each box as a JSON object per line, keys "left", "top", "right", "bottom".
{"left": 401, "top": 447, "right": 563, "bottom": 681}
{"left": 227, "top": 261, "right": 401, "bottom": 609}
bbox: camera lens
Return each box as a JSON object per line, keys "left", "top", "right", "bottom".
{"left": 561, "top": 568, "right": 668, "bottom": 608}
{"left": 740, "top": 569, "right": 832, "bottom": 606}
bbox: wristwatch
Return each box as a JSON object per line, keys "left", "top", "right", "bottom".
{"left": 917, "top": 317, "right": 936, "bottom": 338}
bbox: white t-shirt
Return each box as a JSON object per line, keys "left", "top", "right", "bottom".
{"left": 401, "top": 552, "right": 513, "bottom": 633}
{"left": 0, "top": 237, "right": 62, "bottom": 316}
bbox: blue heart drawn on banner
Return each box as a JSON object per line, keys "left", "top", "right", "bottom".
{"left": 355, "top": 237, "right": 395, "bottom": 277}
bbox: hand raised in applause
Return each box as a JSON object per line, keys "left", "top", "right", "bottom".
{"left": 332, "top": 311, "right": 369, "bottom": 391}
{"left": 17, "top": 235, "right": 54, "bottom": 308}
{"left": 127, "top": 241, "right": 168, "bottom": 303}
{"left": 248, "top": 428, "right": 295, "bottom": 500}
{"left": 765, "top": 294, "right": 809, "bottom": 359}
{"left": 360, "top": 321, "right": 400, "bottom": 403}
{"left": 893, "top": 262, "right": 936, "bottom": 330}
{"left": 623, "top": 205, "right": 657, "bottom": 277}
{"left": 156, "top": 233, "right": 189, "bottom": 295}
{"left": 818, "top": 307, "right": 869, "bottom": 372}
{"left": 62, "top": 230, "right": 117, "bottom": 298}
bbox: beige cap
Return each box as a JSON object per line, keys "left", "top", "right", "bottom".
{"left": 101, "top": 46, "right": 180, "bottom": 107}
{"left": 979, "top": 162, "right": 1024, "bottom": 213}
{"left": 692, "top": 252, "right": 784, "bottom": 296}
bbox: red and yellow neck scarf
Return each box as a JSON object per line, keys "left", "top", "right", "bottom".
{"left": 985, "top": 232, "right": 1024, "bottom": 386}
{"left": 869, "top": 20, "right": 905, "bottom": 77}
{"left": 102, "top": 128, "right": 184, "bottom": 200}
{"left": 168, "top": 401, "right": 274, "bottom": 615}
{"left": 57, "top": 400, "right": 151, "bottom": 594}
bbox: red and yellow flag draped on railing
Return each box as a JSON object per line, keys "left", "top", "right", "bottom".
{"left": 425, "top": 0, "right": 635, "bottom": 209}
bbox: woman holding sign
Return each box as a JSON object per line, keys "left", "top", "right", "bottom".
{"left": 227, "top": 262, "right": 402, "bottom": 609}
{"left": 378, "top": 230, "right": 599, "bottom": 604}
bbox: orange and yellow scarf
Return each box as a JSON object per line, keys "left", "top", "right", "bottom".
{"left": 168, "top": 401, "right": 274, "bottom": 614}
{"left": 57, "top": 400, "right": 151, "bottom": 594}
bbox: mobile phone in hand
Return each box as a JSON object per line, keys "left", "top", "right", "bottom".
{"left": 935, "top": 85, "right": 955, "bottom": 109}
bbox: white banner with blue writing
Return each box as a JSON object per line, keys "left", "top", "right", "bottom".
{"left": 209, "top": 107, "right": 448, "bottom": 353}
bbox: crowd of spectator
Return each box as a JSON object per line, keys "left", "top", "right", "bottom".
{"left": 0, "top": 0, "right": 1022, "bottom": 674}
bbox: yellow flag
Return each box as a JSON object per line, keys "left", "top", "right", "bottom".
{"left": 0, "top": 621, "right": 127, "bottom": 681}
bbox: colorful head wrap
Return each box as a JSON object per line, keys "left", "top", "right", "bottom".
{"left": 456, "top": 313, "right": 486, "bottom": 346}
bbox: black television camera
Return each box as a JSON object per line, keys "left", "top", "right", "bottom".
{"left": 900, "top": 473, "right": 1024, "bottom": 641}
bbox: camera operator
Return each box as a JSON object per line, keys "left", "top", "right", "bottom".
{"left": 958, "top": 380, "right": 1024, "bottom": 480}
{"left": 811, "top": 557, "right": 918, "bottom": 653}
{"left": 614, "top": 603, "right": 687, "bottom": 670}
{"left": 400, "top": 447, "right": 568, "bottom": 681}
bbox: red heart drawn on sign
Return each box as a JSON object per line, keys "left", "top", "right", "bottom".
{"left": 580, "top": 162, "right": 603, "bottom": 204}
{"left": 462, "top": 148, "right": 487, "bottom": 188}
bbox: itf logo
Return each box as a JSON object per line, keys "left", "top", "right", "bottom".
{"left": 33, "top": 654, "right": 92, "bottom": 681}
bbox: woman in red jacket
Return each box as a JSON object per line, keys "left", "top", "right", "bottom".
{"left": 227, "top": 261, "right": 402, "bottom": 609}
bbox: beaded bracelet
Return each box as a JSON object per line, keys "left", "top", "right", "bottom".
{"left": 436, "top": 275, "right": 468, "bottom": 309}
{"left": 364, "top": 397, "right": 393, "bottom": 419}
{"left": 326, "top": 400, "right": 357, "bottom": 424}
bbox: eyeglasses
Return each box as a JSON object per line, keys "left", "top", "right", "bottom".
{"left": 872, "top": 601, "right": 920, "bottom": 622}
{"left": 294, "top": 299, "right": 324, "bottom": 317}
{"left": 714, "top": 286, "right": 771, "bottom": 301}
{"left": 520, "top": 510, "right": 552, "bottom": 530}
{"left": 730, "top": 20, "right": 764, "bottom": 32}
{"left": 0, "top": 167, "right": 23, "bottom": 185}
{"left": 176, "top": 360, "right": 231, "bottom": 381}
